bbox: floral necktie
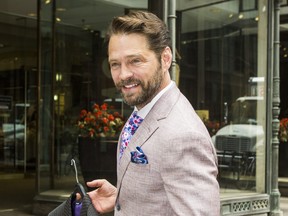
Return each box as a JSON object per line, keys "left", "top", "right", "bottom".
{"left": 119, "top": 112, "right": 143, "bottom": 159}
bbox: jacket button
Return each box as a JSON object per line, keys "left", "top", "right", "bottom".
{"left": 116, "top": 203, "right": 121, "bottom": 211}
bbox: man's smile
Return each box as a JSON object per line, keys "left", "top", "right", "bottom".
{"left": 123, "top": 83, "right": 139, "bottom": 89}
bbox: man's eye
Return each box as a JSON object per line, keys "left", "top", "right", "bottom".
{"left": 130, "top": 59, "right": 141, "bottom": 65}
{"left": 110, "top": 63, "right": 120, "bottom": 69}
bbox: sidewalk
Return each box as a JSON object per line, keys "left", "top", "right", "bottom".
{"left": 0, "top": 175, "right": 288, "bottom": 215}
{"left": 1, "top": 197, "right": 288, "bottom": 216}
{"left": 281, "top": 196, "right": 288, "bottom": 214}
{"left": 0, "top": 175, "right": 35, "bottom": 216}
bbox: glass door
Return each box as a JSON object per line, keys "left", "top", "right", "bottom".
{"left": 37, "top": 0, "right": 147, "bottom": 197}
{"left": 0, "top": 0, "right": 37, "bottom": 174}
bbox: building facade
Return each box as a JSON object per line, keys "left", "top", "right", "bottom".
{"left": 0, "top": 0, "right": 287, "bottom": 215}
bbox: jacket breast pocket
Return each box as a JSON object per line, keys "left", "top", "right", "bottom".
{"left": 125, "top": 162, "right": 162, "bottom": 186}
{"left": 120, "top": 162, "right": 163, "bottom": 199}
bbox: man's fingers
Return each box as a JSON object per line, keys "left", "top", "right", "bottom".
{"left": 76, "top": 193, "right": 81, "bottom": 201}
{"left": 87, "top": 179, "right": 106, "bottom": 188}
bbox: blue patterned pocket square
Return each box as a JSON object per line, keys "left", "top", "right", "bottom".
{"left": 130, "top": 146, "right": 148, "bottom": 164}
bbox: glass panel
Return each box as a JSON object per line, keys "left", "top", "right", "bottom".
{"left": 39, "top": 0, "right": 54, "bottom": 192}
{"left": 279, "top": 3, "right": 288, "bottom": 178}
{"left": 179, "top": 0, "right": 267, "bottom": 197}
{"left": 0, "top": 1, "right": 37, "bottom": 174}
{"left": 39, "top": 0, "right": 147, "bottom": 198}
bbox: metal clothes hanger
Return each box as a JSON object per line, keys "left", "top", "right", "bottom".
{"left": 71, "top": 159, "right": 86, "bottom": 198}
{"left": 48, "top": 159, "right": 98, "bottom": 216}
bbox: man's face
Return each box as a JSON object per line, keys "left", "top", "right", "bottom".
{"left": 108, "top": 33, "right": 164, "bottom": 109}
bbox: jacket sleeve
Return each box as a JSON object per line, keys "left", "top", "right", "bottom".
{"left": 160, "top": 131, "right": 220, "bottom": 216}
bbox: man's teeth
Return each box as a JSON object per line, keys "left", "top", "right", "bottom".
{"left": 125, "top": 84, "right": 138, "bottom": 88}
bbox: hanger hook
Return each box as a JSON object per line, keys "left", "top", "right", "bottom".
{"left": 71, "top": 159, "right": 79, "bottom": 184}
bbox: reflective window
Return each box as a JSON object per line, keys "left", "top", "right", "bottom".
{"left": 279, "top": 2, "right": 288, "bottom": 178}
{"left": 178, "top": 0, "right": 267, "bottom": 197}
{"left": 39, "top": 0, "right": 148, "bottom": 196}
{"left": 0, "top": 1, "right": 37, "bottom": 173}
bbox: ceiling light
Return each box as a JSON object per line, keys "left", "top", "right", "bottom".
{"left": 57, "top": 8, "right": 66, "bottom": 12}
{"left": 255, "top": 17, "right": 259, "bottom": 21}
{"left": 45, "top": 0, "right": 51, "bottom": 4}
{"left": 56, "top": 17, "right": 61, "bottom": 22}
{"left": 56, "top": 73, "right": 62, "bottom": 81}
{"left": 28, "top": 13, "right": 37, "bottom": 17}
{"left": 239, "top": 14, "right": 244, "bottom": 19}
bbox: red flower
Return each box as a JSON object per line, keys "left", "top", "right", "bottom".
{"left": 77, "top": 103, "right": 124, "bottom": 138}
{"left": 101, "top": 103, "right": 108, "bottom": 111}
{"left": 279, "top": 118, "right": 288, "bottom": 142}
{"left": 93, "top": 104, "right": 100, "bottom": 110}
{"left": 114, "top": 112, "right": 120, "bottom": 117}
{"left": 108, "top": 114, "right": 115, "bottom": 121}
{"left": 80, "top": 110, "right": 87, "bottom": 118}
{"left": 103, "top": 126, "right": 109, "bottom": 132}
{"left": 102, "top": 117, "right": 109, "bottom": 125}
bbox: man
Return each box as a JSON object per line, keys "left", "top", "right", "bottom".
{"left": 87, "top": 11, "right": 220, "bottom": 215}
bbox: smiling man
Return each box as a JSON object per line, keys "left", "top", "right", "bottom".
{"left": 108, "top": 26, "right": 171, "bottom": 109}
{"left": 87, "top": 11, "right": 220, "bottom": 216}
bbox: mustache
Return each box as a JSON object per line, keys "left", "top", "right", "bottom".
{"left": 116, "top": 78, "right": 141, "bottom": 88}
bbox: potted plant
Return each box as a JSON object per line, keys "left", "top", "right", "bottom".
{"left": 76, "top": 103, "right": 124, "bottom": 187}
{"left": 77, "top": 103, "right": 124, "bottom": 139}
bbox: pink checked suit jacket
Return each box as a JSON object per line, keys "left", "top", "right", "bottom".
{"left": 115, "top": 83, "right": 220, "bottom": 215}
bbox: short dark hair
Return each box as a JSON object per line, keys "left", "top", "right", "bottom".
{"left": 106, "top": 11, "right": 171, "bottom": 59}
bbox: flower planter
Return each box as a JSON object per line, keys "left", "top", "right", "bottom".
{"left": 78, "top": 136, "right": 118, "bottom": 190}
{"left": 279, "top": 142, "right": 288, "bottom": 177}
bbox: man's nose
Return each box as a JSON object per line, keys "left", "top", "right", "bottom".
{"left": 119, "top": 64, "right": 133, "bottom": 80}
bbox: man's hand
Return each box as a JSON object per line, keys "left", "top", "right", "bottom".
{"left": 87, "top": 179, "right": 117, "bottom": 214}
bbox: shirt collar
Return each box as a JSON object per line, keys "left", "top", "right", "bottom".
{"left": 135, "top": 81, "right": 174, "bottom": 119}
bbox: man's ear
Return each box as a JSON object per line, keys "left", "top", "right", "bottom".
{"left": 161, "top": 46, "right": 172, "bottom": 70}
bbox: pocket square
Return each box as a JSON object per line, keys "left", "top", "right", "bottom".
{"left": 130, "top": 146, "right": 148, "bottom": 164}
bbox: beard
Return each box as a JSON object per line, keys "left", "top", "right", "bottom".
{"left": 116, "top": 65, "right": 163, "bottom": 107}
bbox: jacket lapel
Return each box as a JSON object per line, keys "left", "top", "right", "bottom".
{"left": 117, "top": 116, "right": 159, "bottom": 186}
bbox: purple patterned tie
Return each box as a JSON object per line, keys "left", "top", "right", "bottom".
{"left": 119, "top": 112, "right": 143, "bottom": 159}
